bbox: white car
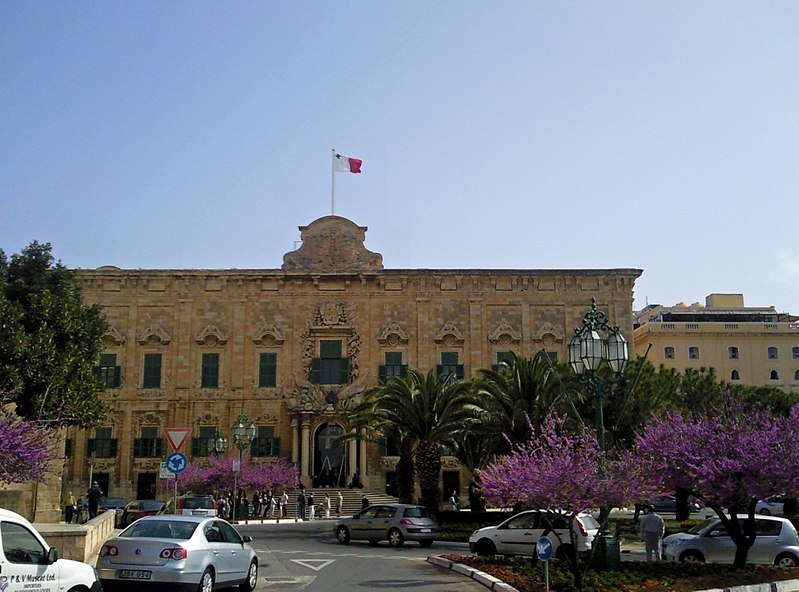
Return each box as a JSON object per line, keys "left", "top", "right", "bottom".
{"left": 755, "top": 496, "right": 786, "bottom": 516}
{"left": 0, "top": 507, "right": 102, "bottom": 592}
{"left": 663, "top": 514, "right": 799, "bottom": 566}
{"left": 469, "top": 510, "right": 600, "bottom": 559}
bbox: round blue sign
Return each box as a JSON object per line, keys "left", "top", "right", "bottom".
{"left": 536, "top": 536, "right": 553, "bottom": 561}
{"left": 165, "top": 451, "right": 188, "bottom": 474}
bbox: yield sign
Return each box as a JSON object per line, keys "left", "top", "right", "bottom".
{"left": 164, "top": 428, "right": 191, "bottom": 452}
{"left": 290, "top": 559, "right": 334, "bottom": 571}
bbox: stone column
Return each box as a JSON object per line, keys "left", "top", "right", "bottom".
{"left": 291, "top": 418, "right": 299, "bottom": 464}
{"left": 348, "top": 439, "right": 358, "bottom": 483}
{"left": 301, "top": 417, "right": 311, "bottom": 482}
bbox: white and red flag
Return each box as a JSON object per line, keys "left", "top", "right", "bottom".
{"left": 333, "top": 152, "right": 362, "bottom": 174}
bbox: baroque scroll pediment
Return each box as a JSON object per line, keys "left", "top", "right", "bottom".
{"left": 138, "top": 323, "right": 171, "bottom": 346}
{"left": 488, "top": 321, "right": 522, "bottom": 344}
{"left": 196, "top": 324, "right": 228, "bottom": 346}
{"left": 433, "top": 322, "right": 465, "bottom": 345}
{"left": 253, "top": 323, "right": 284, "bottom": 346}
{"left": 378, "top": 322, "right": 409, "bottom": 345}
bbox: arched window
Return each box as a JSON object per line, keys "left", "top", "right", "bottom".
{"left": 793, "top": 346, "right": 799, "bottom": 359}
{"left": 767, "top": 346, "right": 778, "bottom": 360}
{"left": 688, "top": 346, "right": 700, "bottom": 359}
{"left": 794, "top": 370, "right": 799, "bottom": 381}
{"left": 730, "top": 370, "right": 740, "bottom": 380}
{"left": 664, "top": 346, "right": 675, "bottom": 359}
{"left": 728, "top": 346, "right": 739, "bottom": 359}
{"left": 770, "top": 370, "right": 779, "bottom": 380}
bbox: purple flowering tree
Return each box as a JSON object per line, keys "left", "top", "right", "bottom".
{"left": 0, "top": 405, "right": 60, "bottom": 485}
{"left": 631, "top": 403, "right": 799, "bottom": 566}
{"left": 478, "top": 414, "right": 653, "bottom": 589}
{"left": 177, "top": 455, "right": 299, "bottom": 496}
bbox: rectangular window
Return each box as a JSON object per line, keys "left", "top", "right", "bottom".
{"left": 258, "top": 353, "right": 277, "bottom": 388}
{"left": 664, "top": 347, "right": 675, "bottom": 359}
{"left": 793, "top": 346, "right": 799, "bottom": 359}
{"left": 201, "top": 353, "right": 220, "bottom": 388}
{"left": 379, "top": 351, "right": 407, "bottom": 383}
{"left": 688, "top": 346, "right": 700, "bottom": 360}
{"left": 491, "top": 351, "right": 514, "bottom": 371}
{"left": 251, "top": 425, "right": 280, "bottom": 457}
{"left": 88, "top": 427, "right": 118, "bottom": 458}
{"left": 437, "top": 352, "right": 464, "bottom": 380}
{"left": 143, "top": 353, "right": 162, "bottom": 389}
{"left": 133, "top": 426, "right": 163, "bottom": 458}
{"left": 311, "top": 340, "right": 349, "bottom": 385}
{"left": 94, "top": 353, "right": 121, "bottom": 388}
{"left": 768, "top": 347, "right": 778, "bottom": 360}
{"left": 191, "top": 426, "right": 220, "bottom": 457}
{"left": 728, "top": 346, "right": 739, "bottom": 360}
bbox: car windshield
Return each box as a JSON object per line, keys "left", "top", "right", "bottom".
{"left": 101, "top": 498, "right": 126, "bottom": 507}
{"left": 183, "top": 498, "right": 214, "bottom": 509}
{"left": 402, "top": 507, "right": 429, "bottom": 518}
{"left": 120, "top": 520, "right": 198, "bottom": 540}
{"left": 580, "top": 515, "right": 601, "bottom": 530}
{"left": 141, "top": 500, "right": 165, "bottom": 511}
{"left": 688, "top": 517, "right": 719, "bottom": 534}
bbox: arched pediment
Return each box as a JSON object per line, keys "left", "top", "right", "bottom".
{"left": 196, "top": 324, "right": 228, "bottom": 346}
{"left": 532, "top": 322, "right": 564, "bottom": 342}
{"left": 138, "top": 323, "right": 171, "bottom": 346}
{"left": 253, "top": 323, "right": 285, "bottom": 346}
{"left": 433, "top": 322, "right": 465, "bottom": 345}
{"left": 102, "top": 326, "right": 126, "bottom": 347}
{"left": 488, "top": 321, "right": 522, "bottom": 344}
{"left": 282, "top": 216, "right": 383, "bottom": 272}
{"left": 378, "top": 321, "right": 409, "bottom": 345}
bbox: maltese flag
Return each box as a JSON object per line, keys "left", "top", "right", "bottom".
{"left": 333, "top": 152, "right": 362, "bottom": 174}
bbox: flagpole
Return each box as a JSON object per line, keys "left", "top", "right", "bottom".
{"left": 331, "top": 149, "right": 336, "bottom": 215}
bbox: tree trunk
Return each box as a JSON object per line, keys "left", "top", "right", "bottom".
{"left": 675, "top": 487, "right": 691, "bottom": 521}
{"left": 395, "top": 452, "right": 415, "bottom": 504}
{"left": 414, "top": 441, "right": 441, "bottom": 517}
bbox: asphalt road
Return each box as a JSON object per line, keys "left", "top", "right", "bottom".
{"left": 236, "top": 519, "right": 488, "bottom": 592}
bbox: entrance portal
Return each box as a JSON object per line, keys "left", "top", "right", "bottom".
{"left": 313, "top": 423, "right": 345, "bottom": 488}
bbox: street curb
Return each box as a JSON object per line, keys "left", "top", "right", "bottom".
{"left": 695, "top": 580, "right": 799, "bottom": 592}
{"left": 427, "top": 556, "right": 520, "bottom": 592}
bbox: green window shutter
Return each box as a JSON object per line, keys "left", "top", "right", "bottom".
{"left": 385, "top": 352, "right": 402, "bottom": 365}
{"left": 320, "top": 340, "right": 342, "bottom": 358}
{"left": 112, "top": 366, "right": 122, "bottom": 388}
{"left": 379, "top": 437, "right": 387, "bottom": 456}
{"left": 110, "top": 439, "right": 118, "bottom": 457}
{"left": 143, "top": 354, "right": 162, "bottom": 388}
{"left": 310, "top": 358, "right": 321, "bottom": 384}
{"left": 339, "top": 358, "right": 350, "bottom": 384}
{"left": 400, "top": 365, "right": 408, "bottom": 378}
{"left": 456, "top": 364, "right": 464, "bottom": 379}
{"left": 155, "top": 439, "right": 163, "bottom": 456}
{"left": 436, "top": 364, "right": 444, "bottom": 376}
{"left": 378, "top": 365, "right": 387, "bottom": 383}
{"left": 191, "top": 438, "right": 200, "bottom": 456}
{"left": 258, "top": 353, "right": 277, "bottom": 387}
{"left": 65, "top": 439, "right": 73, "bottom": 457}
{"left": 272, "top": 437, "right": 280, "bottom": 456}
{"left": 133, "top": 438, "right": 142, "bottom": 457}
{"left": 201, "top": 353, "right": 219, "bottom": 388}
{"left": 441, "top": 352, "right": 459, "bottom": 365}
{"left": 87, "top": 439, "right": 96, "bottom": 455}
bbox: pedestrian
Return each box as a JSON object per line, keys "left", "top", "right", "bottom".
{"left": 218, "top": 495, "right": 228, "bottom": 520}
{"left": 297, "top": 491, "right": 306, "bottom": 522}
{"left": 448, "top": 490, "right": 459, "bottom": 511}
{"left": 252, "top": 491, "right": 261, "bottom": 518}
{"left": 336, "top": 491, "right": 343, "bottom": 517}
{"left": 324, "top": 493, "right": 331, "bottom": 518}
{"left": 264, "top": 490, "right": 273, "bottom": 519}
{"left": 638, "top": 504, "right": 665, "bottom": 561}
{"left": 281, "top": 490, "right": 289, "bottom": 518}
{"left": 86, "top": 481, "right": 103, "bottom": 519}
{"left": 64, "top": 491, "right": 77, "bottom": 524}
{"left": 361, "top": 494, "right": 369, "bottom": 510}
{"left": 307, "top": 492, "right": 315, "bottom": 521}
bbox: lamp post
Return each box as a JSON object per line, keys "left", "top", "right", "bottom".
{"left": 568, "top": 297, "right": 629, "bottom": 571}
{"left": 208, "top": 431, "right": 228, "bottom": 457}
{"left": 230, "top": 410, "right": 256, "bottom": 523}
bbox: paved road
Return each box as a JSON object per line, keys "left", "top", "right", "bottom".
{"left": 236, "top": 520, "right": 487, "bottom": 591}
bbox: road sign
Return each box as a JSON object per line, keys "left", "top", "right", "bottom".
{"left": 159, "top": 462, "right": 175, "bottom": 479}
{"left": 536, "top": 536, "right": 554, "bottom": 561}
{"left": 164, "top": 428, "right": 191, "bottom": 452}
{"left": 165, "top": 452, "right": 188, "bottom": 474}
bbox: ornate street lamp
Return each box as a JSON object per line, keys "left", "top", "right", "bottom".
{"left": 568, "top": 298, "right": 629, "bottom": 570}
{"left": 230, "top": 410, "right": 256, "bottom": 523}
{"left": 208, "top": 431, "right": 228, "bottom": 457}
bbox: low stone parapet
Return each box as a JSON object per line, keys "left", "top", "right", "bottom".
{"left": 33, "top": 510, "right": 116, "bottom": 563}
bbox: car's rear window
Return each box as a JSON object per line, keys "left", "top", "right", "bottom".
{"left": 121, "top": 520, "right": 197, "bottom": 540}
{"left": 580, "top": 516, "right": 601, "bottom": 530}
{"left": 402, "top": 507, "right": 429, "bottom": 518}
{"left": 141, "top": 500, "right": 165, "bottom": 511}
{"left": 183, "top": 498, "right": 215, "bottom": 510}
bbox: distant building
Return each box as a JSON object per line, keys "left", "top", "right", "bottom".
{"left": 634, "top": 294, "right": 799, "bottom": 392}
{"left": 63, "top": 215, "right": 641, "bottom": 501}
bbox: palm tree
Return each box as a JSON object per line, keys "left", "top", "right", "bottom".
{"left": 472, "top": 351, "right": 581, "bottom": 455}
{"left": 355, "top": 368, "right": 479, "bottom": 516}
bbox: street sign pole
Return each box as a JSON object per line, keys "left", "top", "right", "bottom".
{"left": 536, "top": 536, "right": 553, "bottom": 592}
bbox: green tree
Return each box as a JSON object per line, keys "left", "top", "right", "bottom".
{"left": 355, "top": 368, "right": 477, "bottom": 515}
{"left": 0, "top": 242, "right": 109, "bottom": 428}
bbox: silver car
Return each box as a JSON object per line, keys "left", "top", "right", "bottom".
{"left": 97, "top": 515, "right": 258, "bottom": 591}
{"left": 469, "top": 510, "right": 600, "bottom": 558}
{"left": 334, "top": 504, "right": 438, "bottom": 547}
{"left": 663, "top": 514, "right": 799, "bottom": 566}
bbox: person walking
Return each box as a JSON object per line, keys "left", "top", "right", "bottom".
{"left": 86, "top": 481, "right": 103, "bottom": 519}
{"left": 361, "top": 494, "right": 369, "bottom": 510}
{"left": 64, "top": 491, "right": 77, "bottom": 524}
{"left": 297, "top": 491, "right": 306, "bottom": 522}
{"left": 281, "top": 490, "right": 289, "bottom": 518}
{"left": 336, "top": 491, "right": 343, "bottom": 517}
{"left": 324, "top": 492, "right": 331, "bottom": 518}
{"left": 638, "top": 504, "right": 666, "bottom": 561}
{"left": 307, "top": 491, "right": 315, "bottom": 521}
{"left": 448, "top": 491, "right": 459, "bottom": 511}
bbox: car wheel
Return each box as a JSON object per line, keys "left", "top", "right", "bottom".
{"left": 419, "top": 540, "right": 433, "bottom": 548}
{"left": 679, "top": 550, "right": 705, "bottom": 565}
{"left": 775, "top": 553, "right": 799, "bottom": 567}
{"left": 197, "top": 568, "right": 214, "bottom": 592}
{"left": 474, "top": 539, "right": 497, "bottom": 556}
{"left": 759, "top": 508, "right": 771, "bottom": 515}
{"left": 387, "top": 528, "right": 405, "bottom": 547}
{"left": 239, "top": 559, "right": 258, "bottom": 591}
{"left": 336, "top": 526, "right": 351, "bottom": 545}
{"left": 368, "top": 539, "right": 379, "bottom": 546}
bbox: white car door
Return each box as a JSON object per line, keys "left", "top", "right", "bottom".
{"left": 495, "top": 512, "right": 540, "bottom": 555}
{"left": 0, "top": 520, "right": 61, "bottom": 592}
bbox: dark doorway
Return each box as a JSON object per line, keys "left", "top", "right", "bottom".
{"left": 92, "top": 473, "right": 110, "bottom": 497}
{"left": 314, "top": 423, "right": 345, "bottom": 487}
{"left": 442, "top": 470, "right": 460, "bottom": 501}
{"left": 137, "top": 472, "right": 156, "bottom": 499}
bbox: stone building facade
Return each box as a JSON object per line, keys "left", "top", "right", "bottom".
{"left": 64, "top": 216, "right": 642, "bottom": 502}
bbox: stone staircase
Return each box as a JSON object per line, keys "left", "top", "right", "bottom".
{"left": 253, "top": 488, "right": 399, "bottom": 520}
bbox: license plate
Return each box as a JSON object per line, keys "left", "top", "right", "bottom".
{"left": 117, "top": 570, "right": 152, "bottom": 580}
{"left": 192, "top": 510, "right": 207, "bottom": 515}
{"left": 420, "top": 528, "right": 431, "bottom": 533}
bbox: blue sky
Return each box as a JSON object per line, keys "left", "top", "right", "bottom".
{"left": 2, "top": 2, "right": 797, "bottom": 314}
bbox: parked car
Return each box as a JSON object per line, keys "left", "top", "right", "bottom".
{"left": 119, "top": 499, "right": 167, "bottom": 527}
{"left": 159, "top": 494, "right": 217, "bottom": 517}
{"left": 97, "top": 515, "right": 258, "bottom": 591}
{"left": 98, "top": 496, "right": 128, "bottom": 526}
{"left": 646, "top": 493, "right": 701, "bottom": 514}
{"left": 756, "top": 496, "right": 786, "bottom": 516}
{"left": 0, "top": 507, "right": 102, "bottom": 591}
{"left": 469, "top": 510, "right": 600, "bottom": 559}
{"left": 663, "top": 514, "right": 799, "bottom": 566}
{"left": 334, "top": 503, "right": 438, "bottom": 547}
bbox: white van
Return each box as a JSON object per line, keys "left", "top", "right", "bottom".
{"left": 0, "top": 508, "right": 102, "bottom": 592}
